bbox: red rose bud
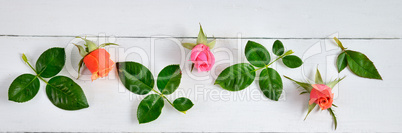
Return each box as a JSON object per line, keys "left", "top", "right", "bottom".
{"left": 309, "top": 84, "right": 334, "bottom": 110}
{"left": 83, "top": 48, "right": 114, "bottom": 81}
{"left": 74, "top": 37, "right": 118, "bottom": 81}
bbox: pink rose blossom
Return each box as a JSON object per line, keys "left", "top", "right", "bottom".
{"left": 309, "top": 84, "right": 334, "bottom": 110}
{"left": 190, "top": 44, "right": 215, "bottom": 72}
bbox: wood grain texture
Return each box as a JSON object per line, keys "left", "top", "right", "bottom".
{"left": 0, "top": 0, "right": 401, "bottom": 38}
{"left": 0, "top": 0, "right": 401, "bottom": 132}
{"left": 0, "top": 37, "right": 400, "bottom": 132}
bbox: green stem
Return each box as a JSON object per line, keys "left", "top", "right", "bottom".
{"left": 152, "top": 89, "right": 174, "bottom": 107}
{"left": 23, "top": 57, "right": 37, "bottom": 74}
{"left": 38, "top": 76, "right": 50, "bottom": 84}
{"left": 333, "top": 37, "right": 346, "bottom": 51}
{"left": 151, "top": 89, "right": 162, "bottom": 95}
{"left": 253, "top": 50, "right": 294, "bottom": 72}
{"left": 161, "top": 95, "right": 174, "bottom": 107}
{"left": 22, "top": 54, "right": 50, "bottom": 85}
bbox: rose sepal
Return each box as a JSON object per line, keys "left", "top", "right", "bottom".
{"left": 285, "top": 68, "right": 344, "bottom": 130}
{"left": 183, "top": 25, "right": 216, "bottom": 72}
{"left": 74, "top": 37, "right": 118, "bottom": 79}
{"left": 182, "top": 24, "right": 216, "bottom": 50}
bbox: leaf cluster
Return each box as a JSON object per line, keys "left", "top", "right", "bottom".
{"left": 9, "top": 48, "right": 89, "bottom": 110}
{"left": 117, "top": 62, "right": 193, "bottom": 124}
{"left": 215, "top": 40, "right": 303, "bottom": 101}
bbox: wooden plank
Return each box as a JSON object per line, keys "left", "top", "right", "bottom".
{"left": 0, "top": 0, "right": 401, "bottom": 38}
{"left": 0, "top": 37, "right": 400, "bottom": 132}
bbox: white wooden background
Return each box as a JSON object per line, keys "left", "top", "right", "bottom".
{"left": 1, "top": 0, "right": 402, "bottom": 132}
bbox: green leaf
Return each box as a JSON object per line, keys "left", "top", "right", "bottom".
{"left": 35, "top": 47, "right": 66, "bottom": 78}
{"left": 259, "top": 68, "right": 283, "bottom": 101}
{"left": 73, "top": 43, "right": 88, "bottom": 57}
{"left": 345, "top": 50, "right": 382, "bottom": 80}
{"left": 8, "top": 74, "right": 40, "bottom": 102}
{"left": 99, "top": 43, "right": 118, "bottom": 48}
{"left": 337, "top": 52, "right": 347, "bottom": 72}
{"left": 326, "top": 76, "right": 345, "bottom": 88}
{"left": 137, "top": 94, "right": 164, "bottom": 124}
{"left": 284, "top": 76, "right": 312, "bottom": 92}
{"left": 117, "top": 62, "right": 154, "bottom": 95}
{"left": 182, "top": 43, "right": 197, "bottom": 50}
{"left": 173, "top": 97, "right": 194, "bottom": 113}
{"left": 157, "top": 65, "right": 182, "bottom": 95}
{"left": 77, "top": 58, "right": 84, "bottom": 79}
{"left": 328, "top": 108, "right": 338, "bottom": 130}
{"left": 215, "top": 63, "right": 256, "bottom": 91}
{"left": 282, "top": 55, "right": 303, "bottom": 68}
{"left": 206, "top": 39, "right": 216, "bottom": 49}
{"left": 315, "top": 68, "right": 323, "bottom": 84}
{"left": 46, "top": 76, "right": 89, "bottom": 110}
{"left": 304, "top": 103, "right": 317, "bottom": 120}
{"left": 245, "top": 41, "right": 271, "bottom": 67}
{"left": 197, "top": 25, "right": 207, "bottom": 45}
{"left": 272, "top": 40, "right": 285, "bottom": 56}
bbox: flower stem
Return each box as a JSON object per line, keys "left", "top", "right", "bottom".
{"left": 22, "top": 53, "right": 50, "bottom": 85}
{"left": 161, "top": 95, "right": 174, "bottom": 107}
{"left": 333, "top": 37, "right": 346, "bottom": 51}
{"left": 22, "top": 54, "right": 37, "bottom": 74}
{"left": 38, "top": 76, "right": 50, "bottom": 84}
{"left": 152, "top": 89, "right": 174, "bottom": 107}
{"left": 253, "top": 50, "right": 294, "bottom": 72}
{"left": 151, "top": 89, "right": 162, "bottom": 95}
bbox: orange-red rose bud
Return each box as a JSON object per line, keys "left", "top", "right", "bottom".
{"left": 83, "top": 48, "right": 114, "bottom": 81}
{"left": 309, "top": 84, "right": 334, "bottom": 110}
